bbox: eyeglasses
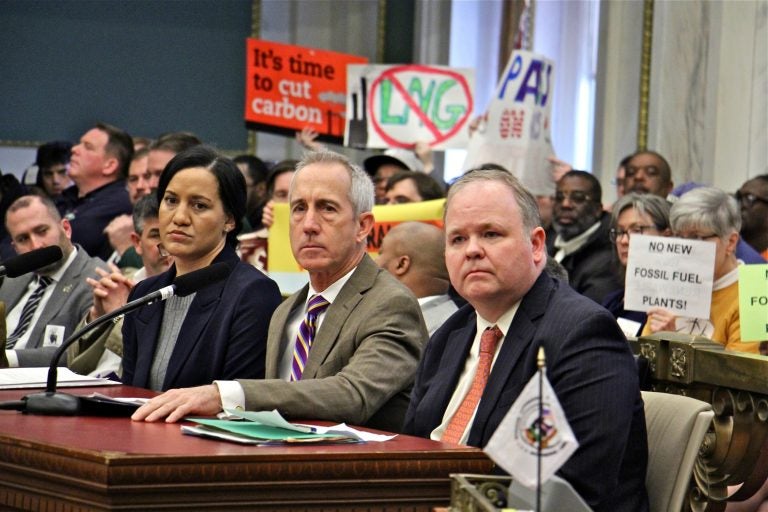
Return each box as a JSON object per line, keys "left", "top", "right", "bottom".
{"left": 735, "top": 191, "right": 768, "bottom": 208}
{"left": 554, "top": 191, "right": 592, "bottom": 205}
{"left": 609, "top": 225, "right": 656, "bottom": 243}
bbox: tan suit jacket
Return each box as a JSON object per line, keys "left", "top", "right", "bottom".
{"left": 238, "top": 254, "right": 427, "bottom": 432}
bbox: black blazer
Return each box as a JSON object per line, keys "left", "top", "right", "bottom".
{"left": 404, "top": 272, "right": 649, "bottom": 512}
{"left": 121, "top": 245, "right": 281, "bottom": 390}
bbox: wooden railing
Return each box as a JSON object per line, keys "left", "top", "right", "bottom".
{"left": 448, "top": 332, "right": 768, "bottom": 511}
{"left": 631, "top": 332, "right": 768, "bottom": 512}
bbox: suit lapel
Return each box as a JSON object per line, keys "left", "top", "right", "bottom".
{"left": 162, "top": 278, "right": 224, "bottom": 387}
{"left": 470, "top": 273, "right": 554, "bottom": 443}
{"left": 27, "top": 250, "right": 90, "bottom": 348}
{"left": 265, "top": 287, "right": 307, "bottom": 378}
{"left": 428, "top": 320, "right": 477, "bottom": 414}
{"left": 132, "top": 271, "right": 173, "bottom": 387}
{"left": 1, "top": 275, "right": 33, "bottom": 311}
{"left": 301, "top": 255, "right": 376, "bottom": 378}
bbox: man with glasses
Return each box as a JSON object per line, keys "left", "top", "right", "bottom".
{"left": 548, "top": 170, "right": 621, "bottom": 303}
{"left": 735, "top": 175, "right": 768, "bottom": 260}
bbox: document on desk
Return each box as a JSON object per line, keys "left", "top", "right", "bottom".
{"left": 0, "top": 367, "right": 120, "bottom": 389}
{"left": 181, "top": 409, "right": 396, "bottom": 445}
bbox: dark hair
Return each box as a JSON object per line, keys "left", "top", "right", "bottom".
{"left": 267, "top": 159, "right": 299, "bottom": 197}
{"left": 559, "top": 170, "right": 602, "bottom": 205}
{"left": 233, "top": 154, "right": 269, "bottom": 185}
{"left": 132, "top": 193, "right": 160, "bottom": 235}
{"left": 36, "top": 140, "right": 72, "bottom": 168}
{"left": 149, "top": 131, "right": 202, "bottom": 155}
{"left": 95, "top": 122, "right": 133, "bottom": 179}
{"left": 386, "top": 171, "right": 445, "bottom": 201}
{"left": 156, "top": 145, "right": 246, "bottom": 247}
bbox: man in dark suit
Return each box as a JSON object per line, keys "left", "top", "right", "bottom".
{"left": 1, "top": 194, "right": 108, "bottom": 367}
{"left": 131, "top": 150, "right": 427, "bottom": 432}
{"left": 403, "top": 169, "right": 648, "bottom": 512}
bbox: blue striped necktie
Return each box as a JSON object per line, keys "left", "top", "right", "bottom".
{"left": 290, "top": 294, "right": 330, "bottom": 381}
{"left": 6, "top": 275, "right": 54, "bottom": 349}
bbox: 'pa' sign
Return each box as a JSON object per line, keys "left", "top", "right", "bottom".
{"left": 345, "top": 64, "right": 474, "bottom": 150}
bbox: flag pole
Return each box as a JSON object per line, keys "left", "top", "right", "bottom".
{"left": 536, "top": 347, "right": 545, "bottom": 512}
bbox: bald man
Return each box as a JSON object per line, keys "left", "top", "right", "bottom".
{"left": 377, "top": 222, "right": 458, "bottom": 334}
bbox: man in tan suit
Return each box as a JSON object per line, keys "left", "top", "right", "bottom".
{"left": 132, "top": 150, "right": 427, "bottom": 432}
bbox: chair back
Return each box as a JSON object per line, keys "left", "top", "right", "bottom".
{"left": 642, "top": 391, "right": 713, "bottom": 512}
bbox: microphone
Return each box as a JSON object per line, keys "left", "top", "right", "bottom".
{"left": 0, "top": 246, "right": 63, "bottom": 278}
{"left": 17, "top": 262, "right": 231, "bottom": 416}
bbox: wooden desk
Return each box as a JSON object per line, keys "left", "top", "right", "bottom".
{"left": 0, "top": 386, "right": 492, "bottom": 511}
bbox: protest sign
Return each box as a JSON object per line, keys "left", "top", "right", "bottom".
{"left": 738, "top": 265, "right": 768, "bottom": 341}
{"left": 624, "top": 235, "right": 715, "bottom": 318}
{"left": 267, "top": 200, "right": 445, "bottom": 294}
{"left": 244, "top": 39, "right": 367, "bottom": 138}
{"left": 345, "top": 64, "right": 474, "bottom": 150}
{"left": 463, "top": 50, "right": 555, "bottom": 196}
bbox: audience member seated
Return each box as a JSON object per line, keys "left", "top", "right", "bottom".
{"left": 233, "top": 154, "right": 270, "bottom": 231}
{"left": 641, "top": 186, "right": 758, "bottom": 353}
{"left": 121, "top": 146, "right": 281, "bottom": 391}
{"left": 385, "top": 171, "right": 445, "bottom": 204}
{"left": 67, "top": 194, "right": 173, "bottom": 377}
{"left": 114, "top": 132, "right": 203, "bottom": 270}
{"left": 376, "top": 221, "right": 457, "bottom": 335}
{"left": 240, "top": 159, "right": 298, "bottom": 270}
{"left": 623, "top": 150, "right": 674, "bottom": 198}
{"left": 736, "top": 175, "right": 768, "bottom": 260}
{"left": 131, "top": 150, "right": 427, "bottom": 433}
{"left": 403, "top": 169, "right": 649, "bottom": 512}
{"left": 1, "top": 195, "right": 108, "bottom": 368}
{"left": 364, "top": 146, "right": 431, "bottom": 204}
{"left": 548, "top": 170, "right": 621, "bottom": 303}
{"left": 23, "top": 140, "right": 73, "bottom": 204}
{"left": 0, "top": 169, "right": 28, "bottom": 261}
{"left": 603, "top": 193, "right": 671, "bottom": 336}
{"left": 60, "top": 122, "right": 134, "bottom": 260}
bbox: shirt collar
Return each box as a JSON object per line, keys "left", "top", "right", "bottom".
{"left": 475, "top": 301, "right": 521, "bottom": 340}
{"left": 305, "top": 265, "right": 357, "bottom": 308}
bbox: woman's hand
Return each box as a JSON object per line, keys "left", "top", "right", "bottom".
{"left": 645, "top": 307, "right": 677, "bottom": 333}
{"left": 86, "top": 265, "right": 135, "bottom": 321}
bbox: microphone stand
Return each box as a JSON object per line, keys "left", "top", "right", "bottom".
{"left": 21, "top": 288, "right": 173, "bottom": 415}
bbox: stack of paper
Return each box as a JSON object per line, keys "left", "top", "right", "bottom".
{"left": 0, "top": 368, "right": 119, "bottom": 389}
{"left": 181, "top": 409, "right": 396, "bottom": 445}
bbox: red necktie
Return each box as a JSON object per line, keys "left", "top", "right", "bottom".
{"left": 442, "top": 325, "right": 503, "bottom": 444}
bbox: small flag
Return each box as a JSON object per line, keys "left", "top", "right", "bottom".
{"left": 484, "top": 368, "right": 578, "bottom": 488}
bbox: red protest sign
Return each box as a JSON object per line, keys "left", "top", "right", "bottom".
{"left": 349, "top": 64, "right": 473, "bottom": 149}
{"left": 244, "top": 39, "right": 367, "bottom": 138}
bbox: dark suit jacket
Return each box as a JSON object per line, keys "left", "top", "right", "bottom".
{"left": 121, "top": 246, "right": 281, "bottom": 390}
{"left": 404, "top": 272, "right": 649, "bottom": 512}
{"left": 0, "top": 245, "right": 108, "bottom": 367}
{"left": 238, "top": 254, "right": 428, "bottom": 433}
{"left": 546, "top": 211, "right": 622, "bottom": 304}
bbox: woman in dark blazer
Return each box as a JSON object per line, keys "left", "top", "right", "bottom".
{"left": 121, "top": 146, "right": 281, "bottom": 391}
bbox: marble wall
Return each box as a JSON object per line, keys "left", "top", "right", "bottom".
{"left": 647, "top": 0, "right": 766, "bottom": 192}
{"left": 595, "top": 0, "right": 767, "bottom": 200}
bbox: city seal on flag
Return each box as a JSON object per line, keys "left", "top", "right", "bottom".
{"left": 485, "top": 364, "right": 579, "bottom": 489}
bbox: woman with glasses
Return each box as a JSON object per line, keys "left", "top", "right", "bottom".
{"left": 603, "top": 193, "right": 671, "bottom": 336}
{"left": 641, "top": 187, "right": 759, "bottom": 353}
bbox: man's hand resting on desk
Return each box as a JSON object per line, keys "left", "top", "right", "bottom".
{"left": 131, "top": 384, "right": 222, "bottom": 423}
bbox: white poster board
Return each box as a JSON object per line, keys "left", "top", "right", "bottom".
{"left": 463, "top": 50, "right": 555, "bottom": 196}
{"left": 344, "top": 64, "right": 474, "bottom": 150}
{"left": 624, "top": 234, "right": 716, "bottom": 319}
